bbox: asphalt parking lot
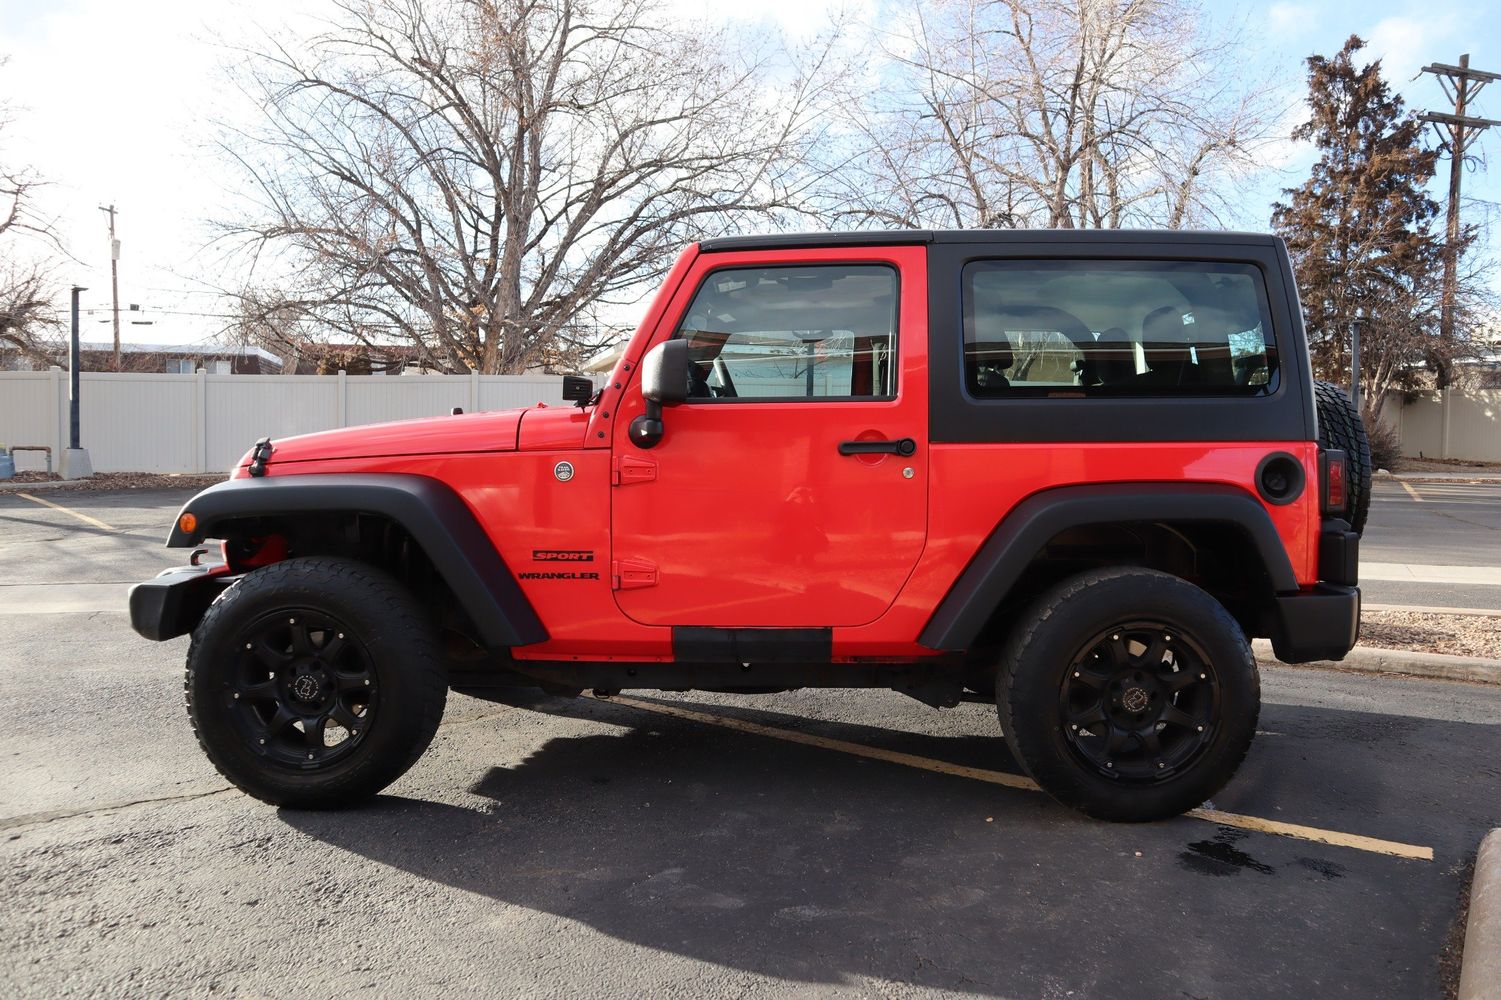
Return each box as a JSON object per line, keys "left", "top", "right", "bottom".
{"left": 2, "top": 486, "right": 1499, "bottom": 998}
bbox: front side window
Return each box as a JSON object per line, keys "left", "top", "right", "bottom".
{"left": 963, "top": 260, "right": 1278, "bottom": 397}
{"left": 674, "top": 264, "right": 898, "bottom": 401}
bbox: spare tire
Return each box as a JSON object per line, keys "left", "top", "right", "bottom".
{"left": 1313, "top": 380, "right": 1372, "bottom": 535}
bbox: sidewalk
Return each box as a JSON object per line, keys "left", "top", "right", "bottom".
{"left": 1361, "top": 563, "right": 1501, "bottom": 586}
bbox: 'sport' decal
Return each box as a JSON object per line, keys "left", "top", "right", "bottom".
{"left": 532, "top": 550, "right": 594, "bottom": 562}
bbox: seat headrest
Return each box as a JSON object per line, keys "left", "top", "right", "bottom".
{"left": 1142, "top": 307, "right": 1190, "bottom": 343}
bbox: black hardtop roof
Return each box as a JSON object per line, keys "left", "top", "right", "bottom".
{"left": 697, "top": 229, "right": 1282, "bottom": 253}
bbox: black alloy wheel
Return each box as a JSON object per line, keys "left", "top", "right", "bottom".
{"left": 227, "top": 610, "right": 378, "bottom": 768}
{"left": 1058, "top": 622, "right": 1218, "bottom": 782}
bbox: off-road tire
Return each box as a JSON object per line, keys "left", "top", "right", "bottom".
{"left": 186, "top": 557, "right": 448, "bottom": 808}
{"left": 1314, "top": 380, "right": 1372, "bottom": 535}
{"left": 999, "top": 567, "right": 1259, "bottom": 822}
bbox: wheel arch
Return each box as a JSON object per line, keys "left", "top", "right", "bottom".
{"left": 168, "top": 474, "right": 547, "bottom": 650}
{"left": 919, "top": 483, "right": 1298, "bottom": 653}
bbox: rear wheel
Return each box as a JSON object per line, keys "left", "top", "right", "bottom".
{"left": 1314, "top": 379, "right": 1372, "bottom": 535}
{"left": 999, "top": 568, "right": 1259, "bottom": 822}
{"left": 186, "top": 557, "right": 447, "bottom": 808}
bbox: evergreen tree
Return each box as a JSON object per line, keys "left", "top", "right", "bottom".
{"left": 1272, "top": 36, "right": 1455, "bottom": 398}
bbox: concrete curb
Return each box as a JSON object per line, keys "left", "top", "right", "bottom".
{"left": 1252, "top": 640, "right": 1501, "bottom": 685}
{"left": 1459, "top": 829, "right": 1501, "bottom": 1000}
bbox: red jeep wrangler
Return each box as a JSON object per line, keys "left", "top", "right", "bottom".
{"left": 130, "top": 231, "right": 1367, "bottom": 822}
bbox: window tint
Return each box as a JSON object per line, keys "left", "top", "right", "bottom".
{"left": 963, "top": 260, "right": 1277, "bottom": 397}
{"left": 675, "top": 265, "right": 898, "bottom": 400}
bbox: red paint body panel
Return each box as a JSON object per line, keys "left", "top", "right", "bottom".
{"left": 517, "top": 405, "right": 590, "bottom": 451}
{"left": 253, "top": 409, "right": 524, "bottom": 469}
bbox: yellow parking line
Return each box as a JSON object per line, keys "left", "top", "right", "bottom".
{"left": 15, "top": 492, "right": 116, "bottom": 532}
{"left": 610, "top": 695, "right": 1433, "bottom": 862}
{"left": 1399, "top": 481, "right": 1424, "bottom": 502}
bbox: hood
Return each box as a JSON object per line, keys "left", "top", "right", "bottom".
{"left": 240, "top": 408, "right": 527, "bottom": 470}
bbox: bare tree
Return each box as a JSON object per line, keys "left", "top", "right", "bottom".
{"left": 0, "top": 63, "right": 63, "bottom": 368}
{"left": 822, "top": 0, "right": 1275, "bottom": 230}
{"left": 220, "top": 0, "right": 832, "bottom": 374}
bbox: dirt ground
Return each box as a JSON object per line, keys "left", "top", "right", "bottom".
{"left": 0, "top": 472, "right": 226, "bottom": 493}
{"left": 1360, "top": 609, "right": 1501, "bottom": 660}
{"left": 1390, "top": 456, "right": 1501, "bottom": 474}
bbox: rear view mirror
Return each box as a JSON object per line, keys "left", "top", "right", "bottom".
{"left": 631, "top": 340, "right": 690, "bottom": 449}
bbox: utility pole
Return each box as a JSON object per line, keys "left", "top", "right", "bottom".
{"left": 98, "top": 203, "right": 121, "bottom": 372}
{"left": 1419, "top": 55, "right": 1499, "bottom": 388}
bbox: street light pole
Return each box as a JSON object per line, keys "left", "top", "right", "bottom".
{"left": 98, "top": 204, "right": 121, "bottom": 372}
{"left": 61, "top": 286, "right": 94, "bottom": 479}
{"left": 70, "top": 286, "right": 85, "bottom": 449}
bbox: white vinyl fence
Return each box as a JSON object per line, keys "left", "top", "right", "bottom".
{"left": 1391, "top": 389, "right": 1501, "bottom": 463}
{"left": 0, "top": 369, "right": 567, "bottom": 474}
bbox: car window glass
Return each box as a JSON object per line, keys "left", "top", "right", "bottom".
{"left": 675, "top": 264, "right": 898, "bottom": 400}
{"left": 963, "top": 260, "right": 1278, "bottom": 397}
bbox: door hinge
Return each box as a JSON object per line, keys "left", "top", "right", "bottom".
{"left": 612, "top": 454, "right": 657, "bottom": 486}
{"left": 612, "top": 558, "right": 659, "bottom": 591}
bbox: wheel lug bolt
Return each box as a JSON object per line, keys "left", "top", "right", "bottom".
{"left": 1106, "top": 761, "right": 1114, "bottom": 768}
{"left": 244, "top": 643, "right": 252, "bottom": 650}
{"left": 1070, "top": 724, "right": 1078, "bottom": 731}
{"left": 233, "top": 693, "right": 240, "bottom": 700}
{"left": 307, "top": 752, "right": 314, "bottom": 760}
{"left": 351, "top": 729, "right": 359, "bottom": 736}
{"left": 289, "top": 618, "right": 296, "bottom": 624}
{"left": 258, "top": 738, "right": 266, "bottom": 745}
{"left": 1157, "top": 762, "right": 1165, "bottom": 769}
{"left": 1199, "top": 673, "right": 1207, "bottom": 680}
{"left": 364, "top": 679, "right": 371, "bottom": 686}
{"left": 1112, "top": 634, "right": 1119, "bottom": 641}
{"left": 338, "top": 633, "right": 345, "bottom": 640}
{"left": 1196, "top": 725, "right": 1204, "bottom": 732}
{"left": 1073, "top": 670, "right": 1081, "bottom": 678}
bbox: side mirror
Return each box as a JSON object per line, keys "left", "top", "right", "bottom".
{"left": 641, "top": 339, "right": 689, "bottom": 405}
{"left": 631, "top": 340, "right": 689, "bottom": 449}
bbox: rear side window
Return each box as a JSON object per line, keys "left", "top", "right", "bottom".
{"left": 963, "top": 260, "right": 1278, "bottom": 397}
{"left": 674, "top": 264, "right": 898, "bottom": 401}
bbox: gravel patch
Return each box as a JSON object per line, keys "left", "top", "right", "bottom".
{"left": 1361, "top": 610, "right": 1501, "bottom": 660}
{"left": 0, "top": 472, "right": 225, "bottom": 493}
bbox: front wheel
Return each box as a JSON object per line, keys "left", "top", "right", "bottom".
{"left": 185, "top": 557, "right": 448, "bottom": 808}
{"left": 998, "top": 568, "right": 1259, "bottom": 822}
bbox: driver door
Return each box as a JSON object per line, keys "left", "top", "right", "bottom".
{"left": 609, "top": 246, "right": 929, "bottom": 628}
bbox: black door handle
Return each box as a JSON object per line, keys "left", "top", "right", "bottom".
{"left": 838, "top": 437, "right": 916, "bottom": 457}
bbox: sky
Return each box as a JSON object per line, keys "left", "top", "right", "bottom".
{"left": 0, "top": 0, "right": 1497, "bottom": 348}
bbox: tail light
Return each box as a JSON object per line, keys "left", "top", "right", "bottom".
{"left": 1323, "top": 450, "right": 1348, "bottom": 515}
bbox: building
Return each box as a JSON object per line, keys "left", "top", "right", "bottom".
{"left": 0, "top": 342, "right": 284, "bottom": 374}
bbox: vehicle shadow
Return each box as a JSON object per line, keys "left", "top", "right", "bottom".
{"left": 273, "top": 691, "right": 1479, "bottom": 997}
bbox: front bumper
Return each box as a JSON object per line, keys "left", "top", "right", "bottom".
{"left": 1267, "top": 584, "right": 1361, "bottom": 664}
{"left": 128, "top": 564, "right": 234, "bottom": 641}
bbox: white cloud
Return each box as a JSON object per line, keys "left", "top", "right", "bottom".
{"left": 1268, "top": 2, "right": 1316, "bottom": 36}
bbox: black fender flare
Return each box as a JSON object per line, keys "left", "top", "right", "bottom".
{"left": 918, "top": 483, "right": 1298, "bottom": 652}
{"left": 168, "top": 474, "right": 547, "bottom": 649}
